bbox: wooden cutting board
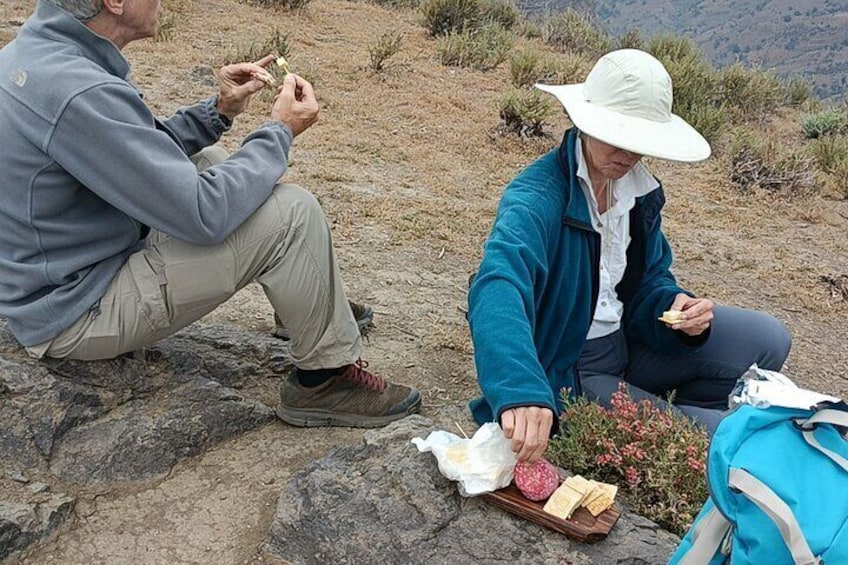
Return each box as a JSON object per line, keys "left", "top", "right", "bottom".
{"left": 480, "top": 468, "right": 621, "bottom": 543}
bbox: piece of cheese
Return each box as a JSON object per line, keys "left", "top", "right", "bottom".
{"left": 275, "top": 55, "right": 291, "bottom": 73}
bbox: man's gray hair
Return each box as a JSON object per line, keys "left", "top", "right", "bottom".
{"left": 46, "top": 0, "right": 103, "bottom": 20}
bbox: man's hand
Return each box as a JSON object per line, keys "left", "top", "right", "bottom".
{"left": 271, "top": 74, "right": 319, "bottom": 137}
{"left": 664, "top": 293, "right": 714, "bottom": 336}
{"left": 500, "top": 406, "right": 554, "bottom": 463}
{"left": 215, "top": 54, "right": 277, "bottom": 121}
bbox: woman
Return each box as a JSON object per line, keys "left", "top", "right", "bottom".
{"left": 467, "top": 49, "right": 791, "bottom": 462}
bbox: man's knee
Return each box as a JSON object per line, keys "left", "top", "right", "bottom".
{"left": 191, "top": 145, "right": 229, "bottom": 171}
{"left": 268, "top": 183, "right": 325, "bottom": 227}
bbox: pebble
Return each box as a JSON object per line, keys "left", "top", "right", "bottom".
{"left": 6, "top": 470, "right": 29, "bottom": 483}
{"left": 26, "top": 482, "right": 50, "bottom": 494}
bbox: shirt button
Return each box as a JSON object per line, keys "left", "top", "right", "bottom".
{"left": 601, "top": 301, "right": 608, "bottom": 307}
{"left": 597, "top": 222, "right": 602, "bottom": 228}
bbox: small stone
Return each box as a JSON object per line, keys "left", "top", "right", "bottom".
{"left": 6, "top": 470, "right": 29, "bottom": 483}
{"left": 26, "top": 482, "right": 50, "bottom": 494}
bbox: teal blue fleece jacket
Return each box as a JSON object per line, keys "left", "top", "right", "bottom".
{"left": 0, "top": 1, "right": 293, "bottom": 346}
{"left": 468, "top": 128, "right": 705, "bottom": 425}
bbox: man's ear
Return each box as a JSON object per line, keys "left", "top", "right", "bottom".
{"left": 100, "top": 0, "right": 126, "bottom": 16}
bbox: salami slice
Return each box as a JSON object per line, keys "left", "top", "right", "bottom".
{"left": 513, "top": 459, "right": 559, "bottom": 501}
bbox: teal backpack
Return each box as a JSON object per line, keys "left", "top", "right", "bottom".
{"left": 669, "top": 402, "right": 848, "bottom": 564}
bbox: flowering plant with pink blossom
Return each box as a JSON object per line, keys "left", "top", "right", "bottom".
{"left": 546, "top": 383, "right": 710, "bottom": 536}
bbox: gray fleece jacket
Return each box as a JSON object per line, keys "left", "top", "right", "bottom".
{"left": 0, "top": 1, "right": 293, "bottom": 346}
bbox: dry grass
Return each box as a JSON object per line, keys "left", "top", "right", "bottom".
{"left": 5, "top": 0, "right": 848, "bottom": 404}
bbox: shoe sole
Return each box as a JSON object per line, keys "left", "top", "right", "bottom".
{"left": 275, "top": 391, "right": 421, "bottom": 429}
{"left": 274, "top": 308, "right": 374, "bottom": 341}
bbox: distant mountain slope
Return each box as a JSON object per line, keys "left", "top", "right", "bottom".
{"left": 519, "top": 0, "right": 848, "bottom": 100}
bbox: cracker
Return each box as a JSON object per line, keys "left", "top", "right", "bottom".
{"left": 563, "top": 475, "right": 594, "bottom": 506}
{"left": 586, "top": 493, "right": 615, "bottom": 517}
{"left": 543, "top": 483, "right": 583, "bottom": 519}
{"left": 581, "top": 481, "right": 605, "bottom": 507}
{"left": 275, "top": 55, "right": 291, "bottom": 74}
{"left": 658, "top": 309, "right": 684, "bottom": 324}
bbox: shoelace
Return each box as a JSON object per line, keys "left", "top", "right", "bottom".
{"left": 342, "top": 359, "right": 386, "bottom": 393}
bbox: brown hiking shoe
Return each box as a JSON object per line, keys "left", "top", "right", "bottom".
{"left": 276, "top": 360, "right": 421, "bottom": 428}
{"left": 273, "top": 300, "right": 373, "bottom": 341}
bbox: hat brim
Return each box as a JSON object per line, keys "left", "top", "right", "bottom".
{"left": 535, "top": 83, "right": 711, "bottom": 162}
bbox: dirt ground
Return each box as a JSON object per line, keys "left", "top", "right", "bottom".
{"left": 1, "top": 0, "right": 847, "bottom": 562}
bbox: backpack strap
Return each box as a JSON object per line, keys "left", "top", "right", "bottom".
{"left": 797, "top": 409, "right": 848, "bottom": 473}
{"left": 678, "top": 504, "right": 732, "bottom": 565}
{"left": 728, "top": 468, "right": 822, "bottom": 565}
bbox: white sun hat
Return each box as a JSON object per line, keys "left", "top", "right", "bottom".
{"left": 535, "top": 49, "right": 711, "bottom": 162}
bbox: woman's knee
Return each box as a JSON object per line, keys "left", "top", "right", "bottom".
{"left": 714, "top": 305, "right": 792, "bottom": 371}
{"left": 757, "top": 313, "right": 792, "bottom": 370}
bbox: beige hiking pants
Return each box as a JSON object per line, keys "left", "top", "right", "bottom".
{"left": 27, "top": 146, "right": 362, "bottom": 370}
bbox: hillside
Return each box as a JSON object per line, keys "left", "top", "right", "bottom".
{"left": 1, "top": 0, "right": 848, "bottom": 562}
{"left": 519, "top": 0, "right": 848, "bottom": 100}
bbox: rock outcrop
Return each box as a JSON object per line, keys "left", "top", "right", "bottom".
{"left": 0, "top": 320, "right": 289, "bottom": 560}
{"left": 265, "top": 416, "right": 679, "bottom": 565}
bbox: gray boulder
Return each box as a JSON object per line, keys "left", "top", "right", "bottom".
{"left": 0, "top": 319, "right": 289, "bottom": 557}
{"left": 0, "top": 495, "right": 74, "bottom": 560}
{"left": 265, "top": 416, "right": 679, "bottom": 565}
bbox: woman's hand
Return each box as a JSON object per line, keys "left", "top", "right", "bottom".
{"left": 500, "top": 406, "right": 554, "bottom": 463}
{"left": 665, "top": 293, "right": 714, "bottom": 336}
{"left": 215, "top": 54, "right": 277, "bottom": 121}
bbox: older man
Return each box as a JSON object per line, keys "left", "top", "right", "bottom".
{"left": 0, "top": 0, "right": 421, "bottom": 427}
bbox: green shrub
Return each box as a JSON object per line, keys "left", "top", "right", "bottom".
{"left": 540, "top": 9, "right": 611, "bottom": 57}
{"left": 810, "top": 134, "right": 848, "bottom": 173}
{"left": 509, "top": 50, "right": 584, "bottom": 88}
{"left": 646, "top": 34, "right": 725, "bottom": 145}
{"left": 509, "top": 50, "right": 543, "bottom": 88}
{"left": 221, "top": 30, "right": 291, "bottom": 67}
{"left": 154, "top": 10, "right": 178, "bottom": 42}
{"left": 516, "top": 18, "right": 542, "bottom": 39}
{"left": 369, "top": 0, "right": 420, "bottom": 8}
{"left": 546, "top": 386, "right": 709, "bottom": 536}
{"left": 645, "top": 33, "right": 701, "bottom": 64}
{"left": 729, "top": 130, "right": 815, "bottom": 196}
{"left": 249, "top": 0, "right": 313, "bottom": 9}
{"left": 786, "top": 77, "right": 813, "bottom": 107}
{"left": 479, "top": 0, "right": 520, "bottom": 30}
{"left": 802, "top": 108, "right": 846, "bottom": 139}
{"left": 497, "top": 87, "right": 553, "bottom": 137}
{"left": 719, "top": 63, "right": 784, "bottom": 122}
{"left": 617, "top": 28, "right": 645, "bottom": 50}
{"left": 419, "top": 0, "right": 481, "bottom": 36}
{"left": 436, "top": 23, "right": 513, "bottom": 71}
{"left": 826, "top": 160, "right": 848, "bottom": 199}
{"left": 369, "top": 31, "right": 404, "bottom": 71}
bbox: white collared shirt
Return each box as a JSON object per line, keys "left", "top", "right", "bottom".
{"left": 574, "top": 135, "right": 659, "bottom": 340}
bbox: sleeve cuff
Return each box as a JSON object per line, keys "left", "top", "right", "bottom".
{"left": 676, "top": 325, "right": 711, "bottom": 347}
{"left": 207, "top": 96, "right": 233, "bottom": 134}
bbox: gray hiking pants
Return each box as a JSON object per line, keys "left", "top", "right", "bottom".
{"left": 578, "top": 305, "right": 792, "bottom": 436}
{"left": 26, "top": 146, "right": 361, "bottom": 370}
